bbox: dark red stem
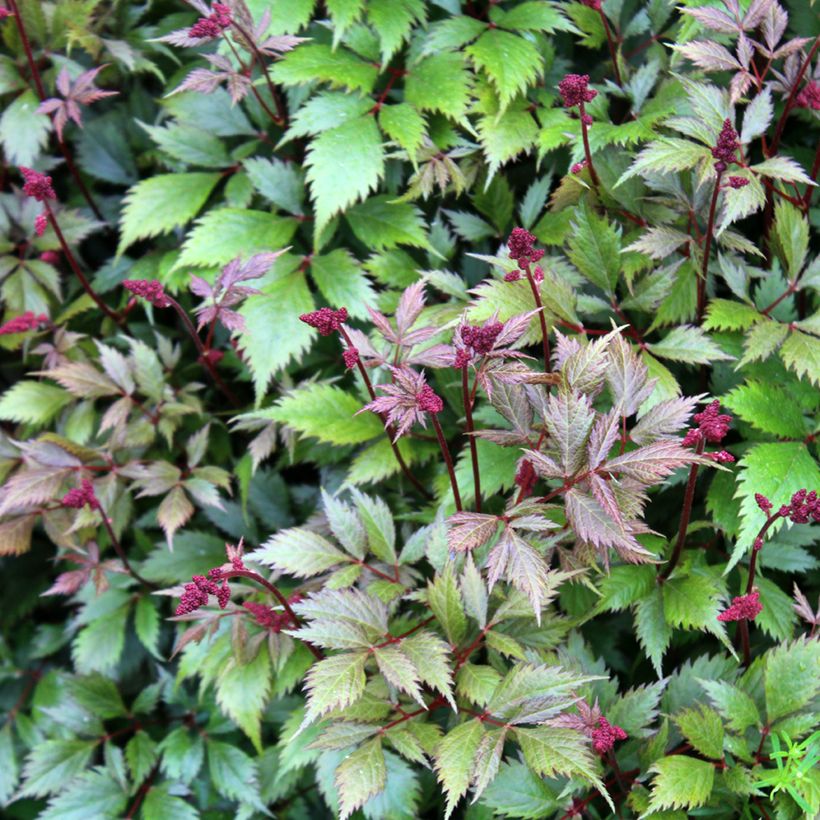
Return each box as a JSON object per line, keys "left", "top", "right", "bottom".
{"left": 698, "top": 169, "right": 723, "bottom": 322}
{"left": 659, "top": 438, "right": 705, "bottom": 583}
{"left": 461, "top": 366, "right": 481, "bottom": 512}
{"left": 432, "top": 414, "right": 462, "bottom": 511}
{"left": 43, "top": 203, "right": 120, "bottom": 323}
{"left": 524, "top": 269, "right": 551, "bottom": 371}
{"left": 599, "top": 11, "right": 623, "bottom": 87}
{"left": 99, "top": 508, "right": 156, "bottom": 590}
{"left": 578, "top": 102, "right": 600, "bottom": 187}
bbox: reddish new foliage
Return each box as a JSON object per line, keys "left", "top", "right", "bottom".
{"left": 718, "top": 590, "right": 763, "bottom": 622}
{"left": 123, "top": 279, "right": 171, "bottom": 308}
{"left": 558, "top": 74, "right": 597, "bottom": 107}
{"left": 299, "top": 307, "right": 348, "bottom": 336}
{"left": 0, "top": 311, "right": 48, "bottom": 335}
{"left": 61, "top": 479, "right": 99, "bottom": 510}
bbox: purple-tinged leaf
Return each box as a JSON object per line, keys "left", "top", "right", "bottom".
{"left": 606, "top": 335, "right": 655, "bottom": 417}
{"left": 742, "top": 0, "right": 774, "bottom": 30}
{"left": 395, "top": 281, "right": 426, "bottom": 335}
{"left": 522, "top": 449, "right": 562, "bottom": 479}
{"left": 675, "top": 41, "right": 741, "bottom": 72}
{"left": 587, "top": 410, "right": 621, "bottom": 469}
{"left": 681, "top": 6, "right": 741, "bottom": 34}
{"left": 629, "top": 395, "right": 702, "bottom": 445}
{"left": 447, "top": 512, "right": 500, "bottom": 553}
{"left": 603, "top": 440, "right": 705, "bottom": 484}
{"left": 542, "top": 390, "right": 595, "bottom": 476}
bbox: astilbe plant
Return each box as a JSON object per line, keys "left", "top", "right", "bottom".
{"left": 0, "top": 0, "right": 819, "bottom": 817}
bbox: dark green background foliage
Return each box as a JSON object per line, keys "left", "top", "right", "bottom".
{"left": 0, "top": 0, "right": 819, "bottom": 817}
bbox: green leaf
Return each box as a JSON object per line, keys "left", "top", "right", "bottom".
{"left": 20, "top": 739, "right": 97, "bottom": 798}
{"left": 373, "top": 645, "right": 425, "bottom": 706}
{"left": 135, "top": 597, "right": 161, "bottom": 659}
{"left": 38, "top": 771, "right": 127, "bottom": 820}
{"left": 379, "top": 103, "right": 426, "bottom": 160}
{"left": 216, "top": 646, "right": 271, "bottom": 751}
{"left": 117, "top": 173, "right": 220, "bottom": 254}
{"left": 427, "top": 565, "right": 467, "bottom": 645}
{"left": 479, "top": 760, "right": 560, "bottom": 819}
{"left": 434, "top": 719, "right": 484, "bottom": 818}
{"left": 72, "top": 604, "right": 128, "bottom": 674}
{"left": 400, "top": 631, "right": 456, "bottom": 708}
{"left": 367, "top": 0, "right": 426, "bottom": 62}
{"left": 779, "top": 330, "right": 820, "bottom": 386}
{"left": 772, "top": 200, "right": 809, "bottom": 278}
{"left": 0, "top": 90, "right": 50, "bottom": 166}
{"left": 271, "top": 44, "right": 378, "bottom": 93}
{"left": 0, "top": 381, "right": 71, "bottom": 425}
{"left": 237, "top": 257, "right": 314, "bottom": 397}
{"left": 420, "top": 16, "right": 486, "bottom": 54}
{"left": 310, "top": 249, "right": 376, "bottom": 320}
{"left": 699, "top": 679, "right": 761, "bottom": 734}
{"left": 618, "top": 138, "right": 712, "bottom": 183}
{"left": 740, "top": 87, "right": 773, "bottom": 144}
{"left": 350, "top": 488, "right": 397, "bottom": 563}
{"left": 336, "top": 737, "right": 387, "bottom": 819}
{"left": 753, "top": 155, "right": 814, "bottom": 186}
{"left": 257, "top": 527, "right": 348, "bottom": 576}
{"left": 0, "top": 725, "right": 19, "bottom": 807}
{"left": 647, "top": 755, "right": 715, "bottom": 812}
{"left": 306, "top": 116, "right": 385, "bottom": 233}
{"left": 673, "top": 705, "right": 724, "bottom": 759}
{"left": 764, "top": 637, "right": 820, "bottom": 723}
{"left": 731, "top": 442, "right": 820, "bottom": 571}
{"left": 566, "top": 201, "right": 621, "bottom": 294}
{"left": 345, "top": 195, "right": 428, "bottom": 250}
{"left": 140, "top": 121, "right": 229, "bottom": 168}
{"left": 754, "top": 575, "right": 797, "bottom": 641}
{"left": 68, "top": 675, "right": 127, "bottom": 720}
{"left": 494, "top": 1, "right": 570, "bottom": 33}
{"left": 718, "top": 172, "right": 766, "bottom": 233}
{"left": 303, "top": 651, "right": 368, "bottom": 724}
{"left": 126, "top": 730, "right": 158, "bottom": 786}
{"left": 703, "top": 299, "right": 763, "bottom": 331}
{"left": 662, "top": 572, "right": 725, "bottom": 636}
{"left": 326, "top": 0, "right": 366, "bottom": 44}
{"left": 738, "top": 320, "right": 789, "bottom": 367}
{"left": 635, "top": 586, "right": 672, "bottom": 677}
{"left": 648, "top": 325, "right": 733, "bottom": 365}
{"left": 206, "top": 739, "right": 262, "bottom": 808}
{"left": 243, "top": 157, "right": 305, "bottom": 215}
{"left": 176, "top": 209, "right": 297, "bottom": 269}
{"left": 457, "top": 663, "right": 502, "bottom": 708}
{"left": 158, "top": 728, "right": 204, "bottom": 785}
{"left": 141, "top": 783, "right": 200, "bottom": 820}
{"left": 594, "top": 565, "right": 657, "bottom": 613}
{"left": 477, "top": 104, "right": 538, "bottom": 178}
{"left": 405, "top": 53, "right": 472, "bottom": 120}
{"left": 722, "top": 380, "right": 806, "bottom": 439}
{"left": 466, "top": 30, "right": 542, "bottom": 110}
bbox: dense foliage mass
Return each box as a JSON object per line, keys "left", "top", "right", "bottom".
{"left": 0, "top": 0, "right": 819, "bottom": 817}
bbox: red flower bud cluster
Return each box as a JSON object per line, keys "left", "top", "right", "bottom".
{"left": 591, "top": 717, "right": 627, "bottom": 754}
{"left": 176, "top": 567, "right": 231, "bottom": 615}
{"left": 571, "top": 160, "right": 588, "bottom": 175}
{"left": 0, "top": 311, "right": 48, "bottom": 335}
{"left": 558, "top": 74, "right": 597, "bottom": 108}
{"left": 123, "top": 279, "right": 171, "bottom": 308}
{"left": 717, "top": 590, "right": 762, "bottom": 623}
{"left": 61, "top": 479, "right": 100, "bottom": 510}
{"left": 299, "top": 307, "right": 348, "bottom": 336}
{"left": 515, "top": 458, "right": 537, "bottom": 497}
{"left": 726, "top": 176, "right": 749, "bottom": 189}
{"left": 695, "top": 400, "right": 732, "bottom": 442}
{"left": 461, "top": 322, "right": 503, "bottom": 356}
{"left": 416, "top": 384, "right": 443, "bottom": 414}
{"left": 755, "top": 493, "right": 773, "bottom": 514}
{"left": 795, "top": 80, "right": 820, "bottom": 111}
{"left": 20, "top": 167, "right": 56, "bottom": 201}
{"left": 189, "top": 2, "right": 232, "bottom": 38}
{"left": 711, "top": 119, "right": 739, "bottom": 172}
{"left": 507, "top": 228, "right": 545, "bottom": 279}
{"left": 343, "top": 347, "right": 359, "bottom": 369}
{"left": 706, "top": 450, "right": 735, "bottom": 463}
{"left": 778, "top": 489, "right": 820, "bottom": 524}
{"left": 579, "top": 0, "right": 602, "bottom": 8}
{"left": 35, "top": 212, "right": 49, "bottom": 236}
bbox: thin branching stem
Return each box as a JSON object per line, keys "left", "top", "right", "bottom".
{"left": 431, "top": 415, "right": 462, "bottom": 511}
{"left": 230, "top": 21, "right": 288, "bottom": 126}
{"left": 578, "top": 101, "right": 600, "bottom": 187}
{"left": 43, "top": 203, "right": 121, "bottom": 323}
{"left": 461, "top": 365, "right": 481, "bottom": 512}
{"left": 524, "top": 270, "right": 551, "bottom": 372}
{"left": 658, "top": 438, "right": 705, "bottom": 583}
{"left": 598, "top": 10, "right": 623, "bottom": 87}
{"left": 98, "top": 508, "right": 156, "bottom": 590}
{"left": 164, "top": 296, "right": 241, "bottom": 407}
{"left": 698, "top": 169, "right": 723, "bottom": 322}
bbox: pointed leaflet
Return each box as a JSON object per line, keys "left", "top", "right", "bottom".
{"left": 542, "top": 389, "right": 595, "bottom": 476}
{"left": 587, "top": 410, "right": 621, "bottom": 468}
{"left": 461, "top": 556, "right": 488, "bottom": 629}
{"left": 302, "top": 652, "right": 368, "bottom": 726}
{"left": 565, "top": 489, "right": 648, "bottom": 559}
{"left": 434, "top": 719, "right": 485, "bottom": 818}
{"left": 294, "top": 588, "right": 388, "bottom": 639}
{"left": 255, "top": 528, "right": 348, "bottom": 577}
{"left": 466, "top": 29, "right": 542, "bottom": 110}
{"left": 305, "top": 115, "right": 385, "bottom": 233}
{"left": 647, "top": 756, "right": 715, "bottom": 812}
{"left": 764, "top": 637, "right": 820, "bottom": 724}
{"left": 470, "top": 729, "right": 507, "bottom": 803}
{"left": 566, "top": 201, "right": 621, "bottom": 295}
{"left": 400, "top": 631, "right": 456, "bottom": 708}
{"left": 673, "top": 705, "right": 724, "bottom": 760}
{"left": 336, "top": 737, "right": 387, "bottom": 819}
{"left": 321, "top": 489, "right": 367, "bottom": 559}
{"left": 634, "top": 586, "right": 672, "bottom": 677}
{"left": 603, "top": 440, "right": 704, "bottom": 484}
{"left": 427, "top": 565, "right": 467, "bottom": 644}
{"left": 605, "top": 334, "right": 654, "bottom": 416}
{"left": 350, "top": 488, "right": 397, "bottom": 563}
{"left": 447, "top": 512, "right": 500, "bottom": 553}
{"left": 373, "top": 645, "right": 426, "bottom": 707}
{"left": 517, "top": 727, "right": 612, "bottom": 810}
{"left": 486, "top": 528, "right": 555, "bottom": 623}
{"left": 629, "top": 395, "right": 701, "bottom": 445}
